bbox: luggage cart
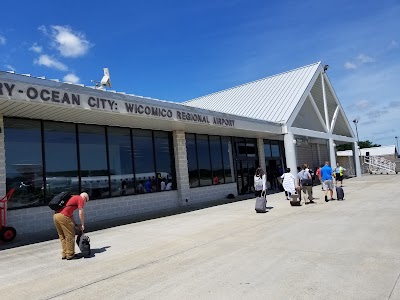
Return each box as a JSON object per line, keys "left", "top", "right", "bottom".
{"left": 0, "top": 188, "right": 16, "bottom": 242}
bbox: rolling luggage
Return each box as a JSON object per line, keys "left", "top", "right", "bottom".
{"left": 336, "top": 186, "right": 345, "bottom": 200}
{"left": 255, "top": 191, "right": 267, "bottom": 213}
{"left": 76, "top": 230, "right": 91, "bottom": 258}
{"left": 290, "top": 193, "right": 301, "bottom": 206}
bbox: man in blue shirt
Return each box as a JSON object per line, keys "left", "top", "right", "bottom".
{"left": 144, "top": 178, "right": 153, "bottom": 193}
{"left": 321, "top": 161, "right": 335, "bottom": 202}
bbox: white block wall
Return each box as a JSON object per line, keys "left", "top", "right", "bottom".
{"left": 7, "top": 191, "right": 179, "bottom": 235}
{"left": 189, "top": 183, "right": 237, "bottom": 204}
{"left": 173, "top": 131, "right": 191, "bottom": 205}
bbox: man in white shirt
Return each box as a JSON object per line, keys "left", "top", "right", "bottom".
{"left": 160, "top": 179, "right": 166, "bottom": 191}
{"left": 165, "top": 180, "right": 172, "bottom": 191}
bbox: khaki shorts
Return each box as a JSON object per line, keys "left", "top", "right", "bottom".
{"left": 323, "top": 180, "right": 333, "bottom": 191}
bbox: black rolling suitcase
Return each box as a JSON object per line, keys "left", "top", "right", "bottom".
{"left": 336, "top": 186, "right": 345, "bottom": 200}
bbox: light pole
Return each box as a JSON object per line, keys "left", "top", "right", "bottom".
{"left": 353, "top": 119, "right": 362, "bottom": 170}
{"left": 396, "top": 136, "right": 399, "bottom": 157}
{"left": 352, "top": 119, "right": 360, "bottom": 145}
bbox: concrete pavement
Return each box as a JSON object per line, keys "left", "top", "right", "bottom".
{"left": 0, "top": 175, "right": 399, "bottom": 300}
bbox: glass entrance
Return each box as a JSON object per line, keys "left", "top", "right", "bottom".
{"left": 236, "top": 160, "right": 257, "bottom": 195}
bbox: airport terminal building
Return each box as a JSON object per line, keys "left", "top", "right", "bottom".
{"left": 0, "top": 62, "right": 361, "bottom": 234}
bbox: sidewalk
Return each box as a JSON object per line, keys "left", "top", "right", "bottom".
{"left": 1, "top": 175, "right": 399, "bottom": 300}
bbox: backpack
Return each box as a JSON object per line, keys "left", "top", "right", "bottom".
{"left": 300, "top": 171, "right": 312, "bottom": 186}
{"left": 254, "top": 175, "right": 264, "bottom": 191}
{"left": 48, "top": 191, "right": 73, "bottom": 211}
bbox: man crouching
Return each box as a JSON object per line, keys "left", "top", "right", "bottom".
{"left": 53, "top": 192, "right": 89, "bottom": 260}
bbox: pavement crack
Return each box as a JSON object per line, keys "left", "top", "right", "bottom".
{"left": 388, "top": 270, "right": 400, "bottom": 299}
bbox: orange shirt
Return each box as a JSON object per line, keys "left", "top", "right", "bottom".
{"left": 57, "top": 195, "right": 85, "bottom": 218}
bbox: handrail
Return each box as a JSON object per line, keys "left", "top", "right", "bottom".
{"left": 364, "top": 156, "right": 396, "bottom": 173}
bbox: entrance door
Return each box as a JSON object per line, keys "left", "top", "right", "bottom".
{"left": 236, "top": 160, "right": 257, "bottom": 195}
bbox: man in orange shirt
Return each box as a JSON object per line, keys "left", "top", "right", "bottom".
{"left": 53, "top": 192, "right": 89, "bottom": 260}
{"left": 316, "top": 165, "right": 323, "bottom": 190}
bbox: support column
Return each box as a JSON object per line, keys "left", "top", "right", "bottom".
{"left": 321, "top": 74, "right": 330, "bottom": 132}
{"left": 283, "top": 132, "right": 297, "bottom": 177}
{"left": 0, "top": 115, "right": 6, "bottom": 197}
{"left": 173, "top": 131, "right": 190, "bottom": 206}
{"left": 228, "top": 139, "right": 235, "bottom": 181}
{"left": 328, "top": 138, "right": 337, "bottom": 168}
{"left": 353, "top": 141, "right": 362, "bottom": 177}
{"left": 257, "top": 138, "right": 266, "bottom": 172}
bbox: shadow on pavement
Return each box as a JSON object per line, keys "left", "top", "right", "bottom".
{"left": 0, "top": 194, "right": 257, "bottom": 251}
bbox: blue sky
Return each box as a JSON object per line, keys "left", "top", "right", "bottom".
{"left": 0, "top": 0, "right": 399, "bottom": 147}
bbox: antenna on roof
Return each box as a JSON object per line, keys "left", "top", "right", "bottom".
{"left": 91, "top": 68, "right": 112, "bottom": 90}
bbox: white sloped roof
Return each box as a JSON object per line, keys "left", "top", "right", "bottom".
{"left": 337, "top": 145, "right": 396, "bottom": 156}
{"left": 184, "top": 62, "right": 321, "bottom": 123}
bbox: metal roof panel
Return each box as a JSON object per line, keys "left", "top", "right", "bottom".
{"left": 184, "top": 62, "right": 321, "bottom": 123}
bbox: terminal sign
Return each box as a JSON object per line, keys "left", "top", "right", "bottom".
{"left": 0, "top": 81, "right": 235, "bottom": 127}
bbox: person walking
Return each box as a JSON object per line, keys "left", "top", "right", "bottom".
{"left": 280, "top": 168, "right": 296, "bottom": 200}
{"left": 316, "top": 165, "right": 323, "bottom": 190}
{"left": 321, "top": 161, "right": 335, "bottom": 202}
{"left": 53, "top": 192, "right": 89, "bottom": 260}
{"left": 253, "top": 167, "right": 267, "bottom": 197}
{"left": 334, "top": 163, "right": 346, "bottom": 187}
{"left": 297, "top": 164, "right": 314, "bottom": 204}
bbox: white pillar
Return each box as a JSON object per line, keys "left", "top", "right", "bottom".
{"left": 353, "top": 141, "right": 362, "bottom": 177}
{"left": 228, "top": 139, "right": 235, "bottom": 182}
{"left": 257, "top": 138, "right": 266, "bottom": 172}
{"left": 328, "top": 138, "right": 337, "bottom": 168}
{"left": 173, "top": 131, "right": 191, "bottom": 206}
{"left": 284, "top": 132, "right": 297, "bottom": 177}
{"left": 321, "top": 74, "right": 330, "bottom": 132}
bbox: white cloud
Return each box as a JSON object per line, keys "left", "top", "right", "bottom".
{"left": 34, "top": 54, "right": 68, "bottom": 71}
{"left": 344, "top": 62, "right": 357, "bottom": 69}
{"left": 354, "top": 100, "right": 371, "bottom": 110}
{"left": 0, "top": 35, "right": 6, "bottom": 45}
{"left": 357, "top": 54, "right": 375, "bottom": 64}
{"left": 50, "top": 25, "right": 92, "bottom": 57}
{"left": 63, "top": 73, "right": 80, "bottom": 84}
{"left": 5, "top": 64, "right": 15, "bottom": 71}
{"left": 29, "top": 43, "right": 42, "bottom": 53}
{"left": 344, "top": 54, "right": 375, "bottom": 71}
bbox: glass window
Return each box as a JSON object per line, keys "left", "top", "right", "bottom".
{"left": 221, "top": 137, "right": 233, "bottom": 183}
{"left": 235, "top": 137, "right": 246, "bottom": 157}
{"left": 43, "top": 122, "right": 79, "bottom": 202}
{"left": 264, "top": 142, "right": 272, "bottom": 157}
{"left": 271, "top": 141, "right": 280, "bottom": 157}
{"left": 107, "top": 127, "right": 134, "bottom": 197}
{"left": 78, "top": 125, "right": 109, "bottom": 199}
{"left": 4, "top": 118, "right": 44, "bottom": 209}
{"left": 154, "top": 131, "right": 176, "bottom": 191}
{"left": 132, "top": 129, "right": 156, "bottom": 193}
{"left": 209, "top": 136, "right": 223, "bottom": 184}
{"left": 246, "top": 139, "right": 257, "bottom": 157}
{"left": 196, "top": 135, "right": 212, "bottom": 186}
{"left": 186, "top": 133, "right": 199, "bottom": 188}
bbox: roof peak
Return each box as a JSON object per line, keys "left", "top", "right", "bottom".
{"left": 185, "top": 61, "right": 321, "bottom": 103}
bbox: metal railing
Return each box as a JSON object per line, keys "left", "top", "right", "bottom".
{"left": 364, "top": 156, "right": 397, "bottom": 174}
